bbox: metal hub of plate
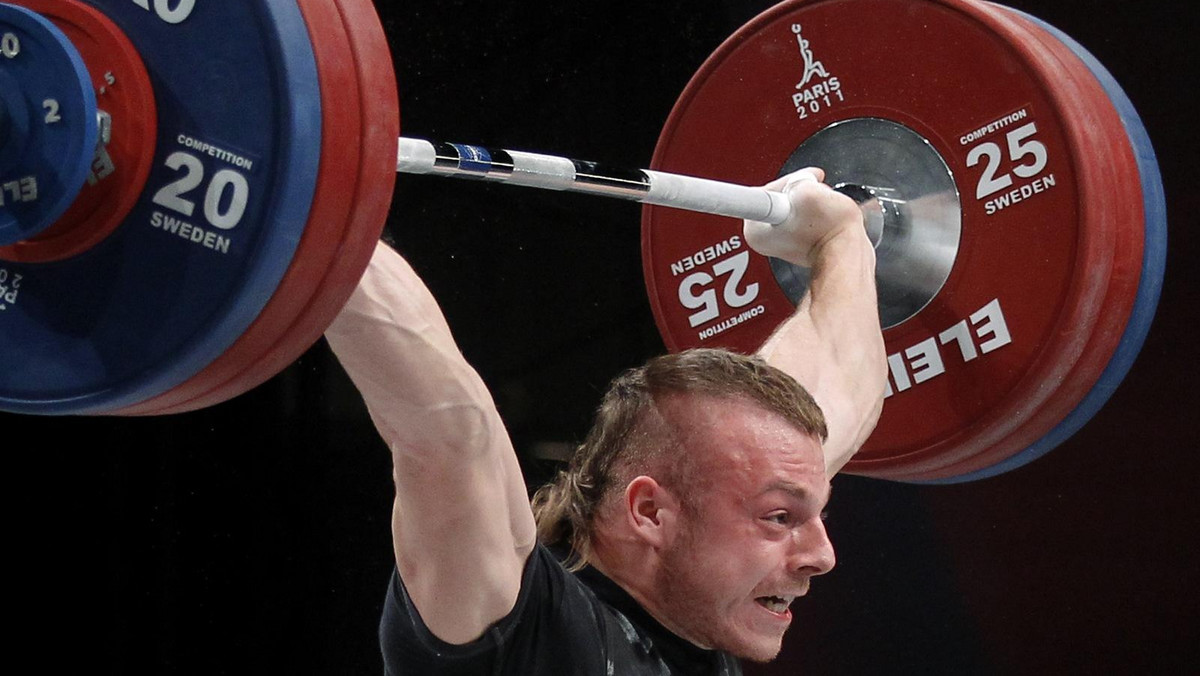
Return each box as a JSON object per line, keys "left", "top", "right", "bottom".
{"left": 769, "top": 117, "right": 961, "bottom": 330}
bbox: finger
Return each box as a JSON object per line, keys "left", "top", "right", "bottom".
{"left": 788, "top": 167, "right": 825, "bottom": 185}
{"left": 764, "top": 167, "right": 825, "bottom": 191}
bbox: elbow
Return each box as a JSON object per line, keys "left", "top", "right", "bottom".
{"left": 843, "top": 344, "right": 888, "bottom": 453}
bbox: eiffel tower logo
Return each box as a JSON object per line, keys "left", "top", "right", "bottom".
{"left": 793, "top": 24, "right": 830, "bottom": 89}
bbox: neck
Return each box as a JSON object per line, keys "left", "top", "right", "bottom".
{"left": 590, "top": 540, "right": 714, "bottom": 651}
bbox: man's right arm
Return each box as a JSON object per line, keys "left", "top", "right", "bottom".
{"left": 324, "top": 242, "right": 538, "bottom": 645}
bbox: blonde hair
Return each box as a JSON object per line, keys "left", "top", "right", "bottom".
{"left": 530, "top": 348, "right": 826, "bottom": 570}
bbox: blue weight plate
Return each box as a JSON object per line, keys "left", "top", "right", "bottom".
{"left": 925, "top": 9, "right": 1168, "bottom": 484}
{"left": 0, "top": 3, "right": 98, "bottom": 246}
{"left": 0, "top": 0, "right": 321, "bottom": 414}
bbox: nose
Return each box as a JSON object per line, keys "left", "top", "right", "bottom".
{"left": 789, "top": 516, "right": 836, "bottom": 576}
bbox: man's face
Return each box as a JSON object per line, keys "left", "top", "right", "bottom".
{"left": 652, "top": 394, "right": 835, "bottom": 662}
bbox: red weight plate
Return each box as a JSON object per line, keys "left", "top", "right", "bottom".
{"left": 115, "top": 0, "right": 397, "bottom": 416}
{"left": 642, "top": 0, "right": 1122, "bottom": 480}
{"left": 0, "top": 0, "right": 156, "bottom": 263}
{"left": 892, "top": 4, "right": 1146, "bottom": 481}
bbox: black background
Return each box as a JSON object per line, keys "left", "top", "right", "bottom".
{"left": 3, "top": 0, "right": 1196, "bottom": 673}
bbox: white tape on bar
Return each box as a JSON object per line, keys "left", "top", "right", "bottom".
{"left": 507, "top": 150, "right": 578, "bottom": 190}
{"left": 397, "top": 138, "right": 437, "bottom": 174}
{"left": 643, "top": 170, "right": 791, "bottom": 225}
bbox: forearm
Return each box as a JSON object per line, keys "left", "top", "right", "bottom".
{"left": 758, "top": 221, "right": 887, "bottom": 475}
{"left": 324, "top": 241, "right": 499, "bottom": 457}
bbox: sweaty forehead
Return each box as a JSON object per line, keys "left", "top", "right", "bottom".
{"left": 657, "top": 393, "right": 825, "bottom": 483}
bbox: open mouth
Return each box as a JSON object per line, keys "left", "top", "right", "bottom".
{"left": 755, "top": 595, "right": 793, "bottom": 614}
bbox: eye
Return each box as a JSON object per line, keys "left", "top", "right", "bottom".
{"left": 764, "top": 511, "right": 790, "bottom": 526}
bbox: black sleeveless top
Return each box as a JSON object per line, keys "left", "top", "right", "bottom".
{"left": 380, "top": 544, "right": 742, "bottom": 675}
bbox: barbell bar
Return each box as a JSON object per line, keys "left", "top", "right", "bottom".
{"left": 0, "top": 0, "right": 1166, "bottom": 483}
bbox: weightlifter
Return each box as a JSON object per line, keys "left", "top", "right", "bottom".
{"left": 324, "top": 168, "right": 887, "bottom": 674}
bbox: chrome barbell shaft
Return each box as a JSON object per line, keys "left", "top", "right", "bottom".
{"left": 396, "top": 137, "right": 794, "bottom": 225}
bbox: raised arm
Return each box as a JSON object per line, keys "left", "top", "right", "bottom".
{"left": 746, "top": 169, "right": 888, "bottom": 475}
{"left": 324, "top": 242, "right": 537, "bottom": 644}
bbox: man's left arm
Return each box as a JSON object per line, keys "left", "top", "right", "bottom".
{"left": 746, "top": 170, "right": 889, "bottom": 475}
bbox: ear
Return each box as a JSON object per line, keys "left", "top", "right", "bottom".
{"left": 623, "top": 475, "right": 683, "bottom": 548}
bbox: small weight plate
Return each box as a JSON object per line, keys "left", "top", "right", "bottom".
{"left": 0, "top": 3, "right": 98, "bottom": 246}
{"left": 0, "top": 0, "right": 158, "bottom": 263}
{"left": 641, "top": 0, "right": 1149, "bottom": 480}
{"left": 0, "top": 0, "right": 321, "bottom": 414}
{"left": 118, "top": 0, "right": 398, "bottom": 416}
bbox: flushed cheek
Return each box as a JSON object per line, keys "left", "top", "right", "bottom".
{"left": 706, "top": 537, "right": 778, "bottom": 577}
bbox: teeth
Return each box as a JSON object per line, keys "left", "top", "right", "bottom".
{"left": 758, "top": 596, "right": 791, "bottom": 613}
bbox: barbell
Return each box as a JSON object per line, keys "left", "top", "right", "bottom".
{"left": 0, "top": 0, "right": 1166, "bottom": 483}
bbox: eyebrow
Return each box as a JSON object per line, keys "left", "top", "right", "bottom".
{"left": 763, "top": 481, "right": 832, "bottom": 507}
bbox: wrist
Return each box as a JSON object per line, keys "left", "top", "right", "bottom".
{"left": 807, "top": 216, "right": 876, "bottom": 269}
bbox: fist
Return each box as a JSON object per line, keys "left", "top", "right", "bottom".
{"left": 743, "top": 168, "right": 863, "bottom": 267}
